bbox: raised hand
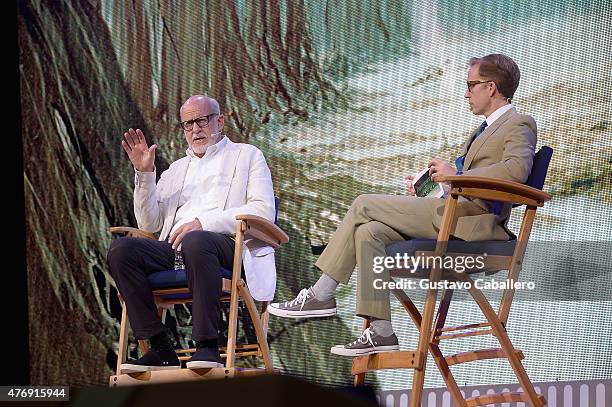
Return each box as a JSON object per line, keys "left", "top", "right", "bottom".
{"left": 121, "top": 128, "right": 157, "bottom": 172}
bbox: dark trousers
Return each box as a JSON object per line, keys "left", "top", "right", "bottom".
{"left": 107, "top": 231, "right": 235, "bottom": 341}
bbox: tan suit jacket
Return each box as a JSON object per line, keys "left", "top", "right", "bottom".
{"left": 316, "top": 107, "right": 537, "bottom": 320}
{"left": 432, "top": 107, "right": 537, "bottom": 240}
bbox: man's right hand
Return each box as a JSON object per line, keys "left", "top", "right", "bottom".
{"left": 405, "top": 174, "right": 416, "bottom": 196}
{"left": 121, "top": 128, "right": 157, "bottom": 172}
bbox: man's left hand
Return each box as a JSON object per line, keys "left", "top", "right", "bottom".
{"left": 169, "top": 219, "right": 203, "bottom": 250}
{"left": 428, "top": 157, "right": 456, "bottom": 182}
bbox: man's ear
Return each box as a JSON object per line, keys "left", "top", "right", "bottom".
{"left": 488, "top": 82, "right": 498, "bottom": 97}
{"left": 218, "top": 114, "right": 224, "bottom": 129}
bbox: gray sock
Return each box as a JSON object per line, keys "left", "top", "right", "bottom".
{"left": 311, "top": 273, "right": 338, "bottom": 301}
{"left": 370, "top": 318, "right": 394, "bottom": 337}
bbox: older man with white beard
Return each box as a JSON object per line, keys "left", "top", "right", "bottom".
{"left": 108, "top": 95, "right": 276, "bottom": 372}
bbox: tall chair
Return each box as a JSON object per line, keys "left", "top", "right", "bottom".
{"left": 109, "top": 198, "right": 289, "bottom": 386}
{"left": 352, "top": 147, "right": 553, "bottom": 407}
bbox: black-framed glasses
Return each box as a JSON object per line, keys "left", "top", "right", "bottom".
{"left": 180, "top": 113, "right": 219, "bottom": 131}
{"left": 466, "top": 80, "right": 492, "bottom": 92}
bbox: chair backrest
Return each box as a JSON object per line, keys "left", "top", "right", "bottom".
{"left": 274, "top": 196, "right": 280, "bottom": 225}
{"left": 513, "top": 145, "right": 553, "bottom": 207}
{"left": 525, "top": 145, "right": 553, "bottom": 190}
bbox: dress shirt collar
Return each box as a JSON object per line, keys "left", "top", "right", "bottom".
{"left": 485, "top": 103, "right": 513, "bottom": 126}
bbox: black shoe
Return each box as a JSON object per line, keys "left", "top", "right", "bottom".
{"left": 186, "top": 347, "right": 223, "bottom": 369}
{"left": 120, "top": 349, "right": 180, "bottom": 373}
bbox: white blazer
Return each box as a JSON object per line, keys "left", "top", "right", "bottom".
{"left": 133, "top": 138, "right": 277, "bottom": 301}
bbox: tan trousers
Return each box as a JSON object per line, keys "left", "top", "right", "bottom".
{"left": 315, "top": 193, "right": 484, "bottom": 320}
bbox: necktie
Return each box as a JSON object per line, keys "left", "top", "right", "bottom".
{"left": 455, "top": 121, "right": 488, "bottom": 172}
{"left": 467, "top": 121, "right": 488, "bottom": 151}
{"left": 454, "top": 120, "right": 501, "bottom": 214}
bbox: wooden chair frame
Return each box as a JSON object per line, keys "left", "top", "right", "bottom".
{"left": 352, "top": 175, "right": 551, "bottom": 407}
{"left": 108, "top": 215, "right": 289, "bottom": 386}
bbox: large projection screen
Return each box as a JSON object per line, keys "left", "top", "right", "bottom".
{"left": 19, "top": 0, "right": 611, "bottom": 388}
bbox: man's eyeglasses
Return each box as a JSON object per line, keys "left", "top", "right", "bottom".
{"left": 180, "top": 113, "right": 219, "bottom": 131}
{"left": 466, "top": 80, "right": 492, "bottom": 92}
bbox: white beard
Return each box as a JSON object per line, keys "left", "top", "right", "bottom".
{"left": 189, "top": 141, "right": 208, "bottom": 155}
{"left": 188, "top": 132, "right": 222, "bottom": 156}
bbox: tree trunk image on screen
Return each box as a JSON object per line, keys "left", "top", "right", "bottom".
{"left": 19, "top": 0, "right": 375, "bottom": 387}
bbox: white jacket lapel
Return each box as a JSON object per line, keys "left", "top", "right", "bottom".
{"left": 217, "top": 139, "right": 241, "bottom": 210}
{"left": 160, "top": 158, "right": 190, "bottom": 240}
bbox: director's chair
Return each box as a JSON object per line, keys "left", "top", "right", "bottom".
{"left": 108, "top": 198, "right": 289, "bottom": 386}
{"left": 352, "top": 147, "right": 553, "bottom": 407}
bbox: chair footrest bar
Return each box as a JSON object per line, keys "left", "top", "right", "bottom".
{"left": 445, "top": 348, "right": 524, "bottom": 366}
{"left": 465, "top": 391, "right": 545, "bottom": 407}
{"left": 175, "top": 344, "right": 260, "bottom": 354}
{"left": 152, "top": 294, "right": 240, "bottom": 306}
{"left": 110, "top": 368, "right": 235, "bottom": 386}
{"left": 437, "top": 329, "right": 493, "bottom": 340}
{"left": 352, "top": 351, "right": 422, "bottom": 375}
{"left": 109, "top": 367, "right": 272, "bottom": 386}
{"left": 439, "top": 322, "right": 491, "bottom": 333}
{"left": 178, "top": 351, "right": 261, "bottom": 361}
{"left": 175, "top": 344, "right": 260, "bottom": 360}
{"left": 220, "top": 351, "right": 260, "bottom": 358}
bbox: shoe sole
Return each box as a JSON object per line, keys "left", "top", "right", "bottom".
{"left": 120, "top": 364, "right": 180, "bottom": 374}
{"left": 268, "top": 306, "right": 337, "bottom": 319}
{"left": 186, "top": 361, "right": 224, "bottom": 369}
{"left": 330, "top": 344, "right": 400, "bottom": 357}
